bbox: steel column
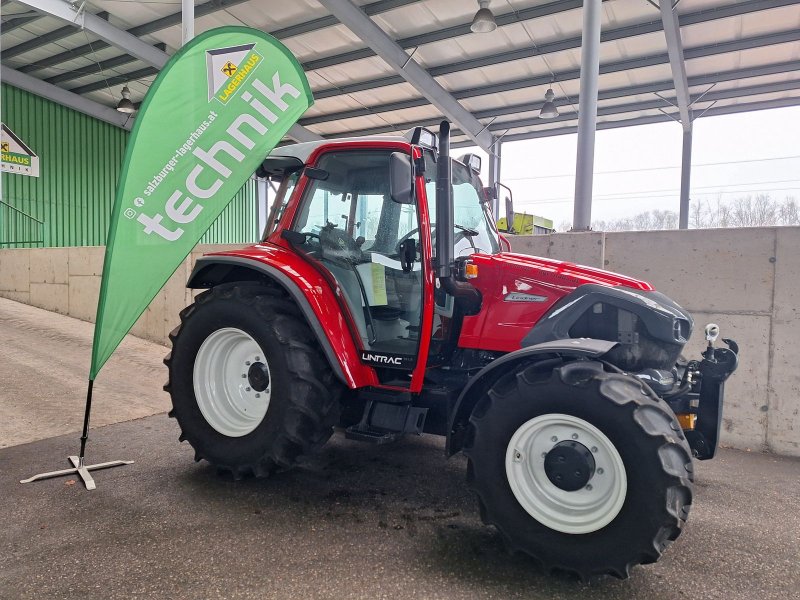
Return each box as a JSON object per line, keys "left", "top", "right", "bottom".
{"left": 679, "top": 130, "right": 693, "bottom": 229}
{"left": 572, "top": 0, "right": 602, "bottom": 231}
{"left": 182, "top": 0, "right": 194, "bottom": 45}
{"left": 659, "top": 0, "right": 692, "bottom": 130}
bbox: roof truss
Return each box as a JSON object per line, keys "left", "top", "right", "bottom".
{"left": 317, "top": 0, "right": 494, "bottom": 151}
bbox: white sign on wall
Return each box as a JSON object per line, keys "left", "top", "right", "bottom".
{"left": 1, "top": 123, "right": 39, "bottom": 177}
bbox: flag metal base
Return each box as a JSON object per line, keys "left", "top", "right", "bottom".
{"left": 20, "top": 380, "right": 133, "bottom": 490}
{"left": 20, "top": 456, "right": 134, "bottom": 490}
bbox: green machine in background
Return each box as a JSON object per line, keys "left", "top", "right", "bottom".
{"left": 454, "top": 154, "right": 555, "bottom": 236}
{"left": 497, "top": 212, "right": 554, "bottom": 235}
{"left": 493, "top": 180, "right": 554, "bottom": 235}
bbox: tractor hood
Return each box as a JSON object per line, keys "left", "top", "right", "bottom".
{"left": 456, "top": 252, "right": 657, "bottom": 352}
{"left": 472, "top": 252, "right": 654, "bottom": 292}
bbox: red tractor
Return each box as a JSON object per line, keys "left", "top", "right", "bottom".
{"left": 165, "top": 122, "right": 738, "bottom": 578}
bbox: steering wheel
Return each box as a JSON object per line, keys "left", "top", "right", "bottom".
{"left": 318, "top": 224, "right": 363, "bottom": 263}
{"left": 394, "top": 224, "right": 475, "bottom": 255}
{"left": 395, "top": 225, "right": 435, "bottom": 255}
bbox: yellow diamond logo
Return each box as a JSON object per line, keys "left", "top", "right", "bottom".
{"left": 221, "top": 61, "right": 237, "bottom": 77}
{"left": 1, "top": 143, "right": 8, "bottom": 153}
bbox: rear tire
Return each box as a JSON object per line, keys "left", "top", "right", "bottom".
{"left": 464, "top": 360, "right": 694, "bottom": 579}
{"left": 164, "top": 283, "right": 342, "bottom": 478}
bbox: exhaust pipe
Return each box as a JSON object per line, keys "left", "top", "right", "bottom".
{"left": 434, "top": 120, "right": 481, "bottom": 313}
{"left": 435, "top": 120, "right": 453, "bottom": 279}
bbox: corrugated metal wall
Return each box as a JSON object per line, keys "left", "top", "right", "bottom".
{"left": 201, "top": 177, "right": 259, "bottom": 245}
{"left": 1, "top": 84, "right": 258, "bottom": 248}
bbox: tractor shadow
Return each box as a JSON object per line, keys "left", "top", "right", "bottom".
{"left": 176, "top": 430, "right": 651, "bottom": 595}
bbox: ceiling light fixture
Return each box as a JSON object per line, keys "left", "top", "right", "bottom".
{"left": 471, "top": 0, "right": 497, "bottom": 34}
{"left": 116, "top": 85, "right": 136, "bottom": 114}
{"left": 539, "top": 87, "right": 559, "bottom": 119}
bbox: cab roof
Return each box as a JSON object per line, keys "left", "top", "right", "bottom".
{"left": 268, "top": 135, "right": 409, "bottom": 165}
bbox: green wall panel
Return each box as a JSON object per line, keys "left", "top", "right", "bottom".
{"left": 200, "top": 177, "right": 259, "bottom": 244}
{"left": 1, "top": 84, "right": 258, "bottom": 248}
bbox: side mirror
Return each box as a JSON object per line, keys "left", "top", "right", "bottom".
{"left": 496, "top": 182, "right": 515, "bottom": 233}
{"left": 389, "top": 152, "right": 414, "bottom": 204}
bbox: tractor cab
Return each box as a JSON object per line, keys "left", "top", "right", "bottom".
{"left": 258, "top": 125, "right": 501, "bottom": 386}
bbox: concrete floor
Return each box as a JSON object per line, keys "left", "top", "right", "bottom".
{"left": 0, "top": 298, "right": 170, "bottom": 448}
{"left": 1, "top": 298, "right": 799, "bottom": 599}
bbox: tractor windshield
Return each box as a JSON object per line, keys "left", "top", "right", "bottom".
{"left": 423, "top": 151, "right": 500, "bottom": 256}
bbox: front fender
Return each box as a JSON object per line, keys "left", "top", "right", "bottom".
{"left": 446, "top": 338, "right": 618, "bottom": 455}
{"left": 187, "top": 244, "right": 380, "bottom": 389}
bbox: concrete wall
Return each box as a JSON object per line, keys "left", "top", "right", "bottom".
{"left": 1, "top": 228, "right": 798, "bottom": 456}
{"left": 510, "top": 227, "right": 799, "bottom": 457}
{"left": 0, "top": 244, "right": 243, "bottom": 347}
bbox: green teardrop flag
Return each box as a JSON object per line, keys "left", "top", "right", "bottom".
{"left": 90, "top": 26, "right": 312, "bottom": 379}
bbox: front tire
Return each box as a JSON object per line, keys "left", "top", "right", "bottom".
{"left": 464, "top": 360, "right": 694, "bottom": 579}
{"left": 164, "top": 283, "right": 342, "bottom": 478}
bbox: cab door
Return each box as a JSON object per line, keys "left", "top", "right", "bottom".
{"left": 288, "top": 146, "right": 434, "bottom": 390}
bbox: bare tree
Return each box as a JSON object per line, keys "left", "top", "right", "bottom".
{"left": 584, "top": 195, "right": 800, "bottom": 231}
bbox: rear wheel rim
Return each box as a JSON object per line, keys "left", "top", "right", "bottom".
{"left": 193, "top": 327, "right": 271, "bottom": 437}
{"left": 505, "top": 413, "right": 627, "bottom": 534}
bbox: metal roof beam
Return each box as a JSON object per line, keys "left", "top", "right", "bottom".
{"left": 1, "top": 12, "right": 40, "bottom": 34}
{"left": 69, "top": 66, "right": 159, "bottom": 95}
{"left": 468, "top": 65, "right": 800, "bottom": 121}
{"left": 658, "top": 0, "right": 691, "bottom": 131}
{"left": 313, "top": 62, "right": 800, "bottom": 135}
{"left": 317, "top": 0, "right": 492, "bottom": 152}
{"left": 466, "top": 79, "right": 800, "bottom": 135}
{"left": 3, "top": 11, "right": 108, "bottom": 59}
{"left": 304, "top": 28, "right": 800, "bottom": 126}
{"left": 451, "top": 97, "right": 800, "bottom": 147}
{"left": 325, "top": 78, "right": 800, "bottom": 140}
{"left": 17, "top": 0, "right": 169, "bottom": 67}
{"left": 17, "top": 0, "right": 250, "bottom": 73}
{"left": 44, "top": 42, "right": 166, "bottom": 86}
{"left": 14, "top": 0, "right": 320, "bottom": 143}
{"left": 305, "top": 0, "right": 585, "bottom": 71}
{"left": 16, "top": 0, "right": 415, "bottom": 76}
{"left": 314, "top": 27, "right": 800, "bottom": 102}
{"left": 271, "top": 0, "right": 419, "bottom": 39}
{"left": 312, "top": 0, "right": 797, "bottom": 98}
{"left": 1, "top": 65, "right": 133, "bottom": 130}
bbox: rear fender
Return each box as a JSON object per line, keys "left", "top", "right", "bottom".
{"left": 187, "top": 251, "right": 379, "bottom": 389}
{"left": 446, "top": 338, "right": 618, "bottom": 455}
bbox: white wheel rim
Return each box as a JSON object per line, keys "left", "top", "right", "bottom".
{"left": 505, "top": 413, "right": 627, "bottom": 534}
{"left": 193, "top": 327, "right": 271, "bottom": 437}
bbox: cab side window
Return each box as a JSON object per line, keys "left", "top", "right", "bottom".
{"left": 291, "top": 150, "right": 424, "bottom": 366}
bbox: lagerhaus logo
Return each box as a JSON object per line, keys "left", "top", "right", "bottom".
{"left": 206, "top": 43, "right": 262, "bottom": 104}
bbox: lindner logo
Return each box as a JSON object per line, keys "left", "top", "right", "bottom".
{"left": 206, "top": 43, "right": 262, "bottom": 104}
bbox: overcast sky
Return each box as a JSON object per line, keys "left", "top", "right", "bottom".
{"left": 463, "top": 105, "right": 800, "bottom": 228}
